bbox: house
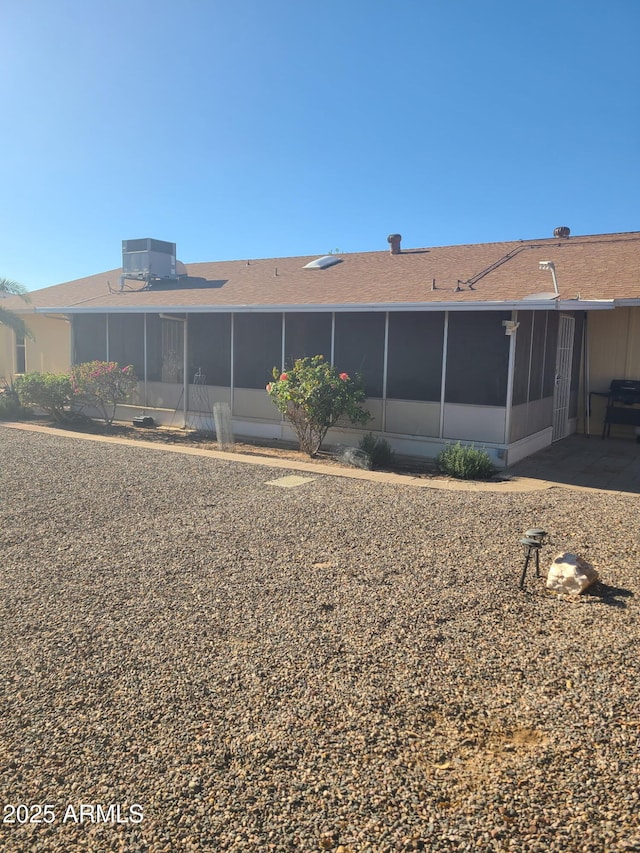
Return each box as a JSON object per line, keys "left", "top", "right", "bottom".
{"left": 2, "top": 229, "right": 640, "bottom": 466}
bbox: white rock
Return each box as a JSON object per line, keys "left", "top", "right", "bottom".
{"left": 546, "top": 552, "right": 599, "bottom": 595}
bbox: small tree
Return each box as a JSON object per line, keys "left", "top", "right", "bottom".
{"left": 14, "top": 372, "right": 74, "bottom": 422}
{"left": 71, "top": 361, "right": 137, "bottom": 426}
{"left": 266, "top": 355, "right": 371, "bottom": 456}
{"left": 0, "top": 277, "right": 33, "bottom": 341}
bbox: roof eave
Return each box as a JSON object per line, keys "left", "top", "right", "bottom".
{"left": 35, "top": 298, "right": 616, "bottom": 315}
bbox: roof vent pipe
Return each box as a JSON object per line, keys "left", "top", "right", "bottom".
{"left": 553, "top": 226, "right": 570, "bottom": 238}
{"left": 387, "top": 234, "right": 402, "bottom": 255}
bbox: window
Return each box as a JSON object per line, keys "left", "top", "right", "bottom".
{"left": 15, "top": 332, "right": 25, "bottom": 374}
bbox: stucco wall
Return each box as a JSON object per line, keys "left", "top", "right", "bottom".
{"left": 0, "top": 314, "right": 70, "bottom": 379}
{"left": 581, "top": 307, "right": 640, "bottom": 437}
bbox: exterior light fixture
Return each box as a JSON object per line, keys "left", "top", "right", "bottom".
{"left": 539, "top": 260, "right": 559, "bottom": 295}
{"left": 502, "top": 319, "right": 520, "bottom": 336}
{"left": 519, "top": 527, "right": 548, "bottom": 590}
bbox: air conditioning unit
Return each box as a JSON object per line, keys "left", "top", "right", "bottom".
{"left": 122, "top": 238, "right": 176, "bottom": 280}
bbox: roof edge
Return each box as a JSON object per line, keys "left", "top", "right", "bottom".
{"left": 35, "top": 299, "right": 617, "bottom": 315}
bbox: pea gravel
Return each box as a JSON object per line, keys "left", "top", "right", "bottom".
{"left": 0, "top": 427, "right": 638, "bottom": 853}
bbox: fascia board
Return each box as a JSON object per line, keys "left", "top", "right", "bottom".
{"left": 36, "top": 299, "right": 607, "bottom": 315}
{"left": 34, "top": 296, "right": 619, "bottom": 315}
{"left": 556, "top": 300, "right": 615, "bottom": 310}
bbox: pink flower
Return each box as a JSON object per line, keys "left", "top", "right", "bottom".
{"left": 266, "top": 383, "right": 272, "bottom": 393}
{"left": 339, "top": 372, "right": 349, "bottom": 381}
{"left": 280, "top": 373, "right": 288, "bottom": 381}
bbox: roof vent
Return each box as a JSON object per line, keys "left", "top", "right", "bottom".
{"left": 303, "top": 255, "right": 342, "bottom": 270}
{"left": 387, "top": 233, "right": 402, "bottom": 255}
{"left": 553, "top": 226, "right": 570, "bottom": 239}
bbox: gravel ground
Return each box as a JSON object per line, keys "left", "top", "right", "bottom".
{"left": 0, "top": 427, "right": 638, "bottom": 853}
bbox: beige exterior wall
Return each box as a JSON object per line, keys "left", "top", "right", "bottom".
{"left": 581, "top": 307, "right": 640, "bottom": 437}
{"left": 587, "top": 308, "right": 640, "bottom": 389}
{"left": 0, "top": 314, "right": 70, "bottom": 379}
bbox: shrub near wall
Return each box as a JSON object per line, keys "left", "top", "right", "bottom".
{"left": 71, "top": 361, "right": 137, "bottom": 426}
{"left": 0, "top": 381, "right": 30, "bottom": 420}
{"left": 437, "top": 442, "right": 495, "bottom": 480}
{"left": 14, "top": 372, "right": 74, "bottom": 422}
{"left": 267, "top": 355, "right": 371, "bottom": 456}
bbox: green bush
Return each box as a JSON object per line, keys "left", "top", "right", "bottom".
{"left": 437, "top": 442, "right": 495, "bottom": 480}
{"left": 0, "top": 381, "right": 30, "bottom": 420}
{"left": 358, "top": 432, "right": 396, "bottom": 469}
{"left": 266, "top": 355, "right": 371, "bottom": 456}
{"left": 14, "top": 372, "right": 74, "bottom": 422}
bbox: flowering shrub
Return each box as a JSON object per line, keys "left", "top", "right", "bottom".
{"left": 70, "top": 361, "right": 137, "bottom": 426}
{"left": 266, "top": 355, "right": 371, "bottom": 456}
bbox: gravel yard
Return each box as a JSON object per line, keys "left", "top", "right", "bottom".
{"left": 0, "top": 427, "right": 638, "bottom": 852}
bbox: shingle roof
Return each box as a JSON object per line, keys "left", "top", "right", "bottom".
{"left": 8, "top": 231, "right": 640, "bottom": 314}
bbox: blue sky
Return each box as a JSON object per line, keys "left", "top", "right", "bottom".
{"left": 1, "top": 0, "right": 638, "bottom": 290}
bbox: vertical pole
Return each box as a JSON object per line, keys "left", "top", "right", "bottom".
{"left": 230, "top": 313, "right": 235, "bottom": 415}
{"left": 330, "top": 313, "right": 335, "bottom": 364}
{"left": 281, "top": 312, "right": 286, "bottom": 369}
{"left": 504, "top": 310, "right": 517, "bottom": 446}
{"left": 69, "top": 317, "right": 75, "bottom": 368}
{"left": 105, "top": 314, "right": 110, "bottom": 362}
{"left": 439, "top": 312, "right": 449, "bottom": 439}
{"left": 382, "top": 311, "right": 389, "bottom": 434}
{"left": 183, "top": 316, "right": 188, "bottom": 428}
{"left": 584, "top": 313, "right": 590, "bottom": 437}
{"left": 143, "top": 313, "right": 148, "bottom": 412}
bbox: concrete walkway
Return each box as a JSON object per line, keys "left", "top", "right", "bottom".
{"left": 506, "top": 434, "right": 640, "bottom": 494}
{"left": 3, "top": 422, "right": 640, "bottom": 494}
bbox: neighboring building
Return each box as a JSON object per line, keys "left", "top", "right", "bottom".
{"left": 2, "top": 229, "right": 640, "bottom": 466}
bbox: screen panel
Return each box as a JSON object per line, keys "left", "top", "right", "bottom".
{"left": 73, "top": 315, "right": 107, "bottom": 364}
{"left": 284, "top": 313, "right": 332, "bottom": 365}
{"left": 107, "top": 314, "right": 145, "bottom": 377}
{"left": 188, "top": 313, "right": 232, "bottom": 386}
{"left": 445, "top": 311, "right": 510, "bottom": 406}
{"left": 512, "top": 311, "right": 533, "bottom": 406}
{"left": 334, "top": 313, "right": 385, "bottom": 397}
{"left": 233, "top": 313, "right": 282, "bottom": 389}
{"left": 386, "top": 312, "right": 445, "bottom": 401}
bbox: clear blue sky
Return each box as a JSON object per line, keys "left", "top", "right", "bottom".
{"left": 2, "top": 0, "right": 638, "bottom": 290}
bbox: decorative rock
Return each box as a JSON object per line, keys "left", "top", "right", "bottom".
{"left": 546, "top": 552, "right": 599, "bottom": 594}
